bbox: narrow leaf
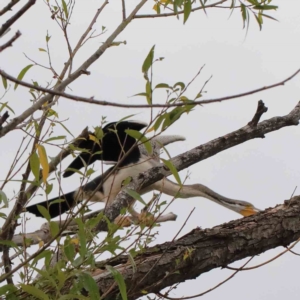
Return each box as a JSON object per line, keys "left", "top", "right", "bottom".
{"left": 161, "top": 158, "right": 182, "bottom": 185}
{"left": 79, "top": 273, "right": 100, "bottom": 300}
{"left": 155, "top": 83, "right": 170, "bottom": 89}
{"left": 30, "top": 151, "right": 40, "bottom": 182}
{"left": 142, "top": 45, "right": 155, "bottom": 73}
{"left": 0, "top": 190, "right": 8, "bottom": 208}
{"left": 20, "top": 284, "right": 50, "bottom": 300}
{"left": 37, "top": 205, "right": 51, "bottom": 221}
{"left": 44, "top": 135, "right": 66, "bottom": 143}
{"left": 62, "top": 0, "right": 69, "bottom": 18}
{"left": 37, "top": 144, "right": 49, "bottom": 183}
{"left": 184, "top": 0, "right": 192, "bottom": 24}
{"left": 14, "top": 64, "right": 33, "bottom": 90}
{"left": 125, "top": 189, "right": 146, "bottom": 205}
{"left": 1, "top": 76, "right": 7, "bottom": 89}
{"left": 106, "top": 265, "right": 127, "bottom": 300}
{"left": 125, "top": 129, "right": 152, "bottom": 154}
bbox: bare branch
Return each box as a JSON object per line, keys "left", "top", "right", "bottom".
{"left": 247, "top": 99, "right": 268, "bottom": 128}
{"left": 0, "top": 111, "right": 9, "bottom": 128}
{"left": 0, "top": 0, "right": 20, "bottom": 16}
{"left": 0, "top": 0, "right": 36, "bottom": 37}
{"left": 0, "top": 30, "right": 21, "bottom": 52}
{"left": 1, "top": 67, "right": 299, "bottom": 110}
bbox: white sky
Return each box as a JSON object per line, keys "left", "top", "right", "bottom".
{"left": 1, "top": 0, "right": 300, "bottom": 299}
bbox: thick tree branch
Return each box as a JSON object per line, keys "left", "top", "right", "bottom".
{"left": 89, "top": 196, "right": 300, "bottom": 299}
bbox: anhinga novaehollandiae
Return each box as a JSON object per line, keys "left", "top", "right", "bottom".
{"left": 26, "top": 121, "right": 260, "bottom": 219}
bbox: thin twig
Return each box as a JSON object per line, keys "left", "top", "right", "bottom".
{"left": 1, "top": 67, "right": 300, "bottom": 109}
{"left": 0, "top": 30, "right": 21, "bottom": 52}
{"left": 121, "top": 0, "right": 126, "bottom": 20}
{"left": 134, "top": 0, "right": 227, "bottom": 19}
{"left": 157, "top": 256, "right": 254, "bottom": 300}
{"left": 0, "top": 0, "right": 36, "bottom": 37}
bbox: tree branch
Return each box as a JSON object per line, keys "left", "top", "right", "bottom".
{"left": 0, "top": 0, "right": 20, "bottom": 17}
{"left": 0, "top": 67, "right": 299, "bottom": 109}
{"left": 89, "top": 196, "right": 300, "bottom": 299}
{"left": 0, "top": 0, "right": 36, "bottom": 37}
{"left": 0, "top": 30, "right": 21, "bottom": 52}
{"left": 134, "top": 0, "right": 227, "bottom": 19}
{"left": 0, "top": 0, "right": 148, "bottom": 138}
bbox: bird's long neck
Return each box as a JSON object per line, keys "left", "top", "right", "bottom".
{"left": 149, "top": 178, "right": 252, "bottom": 214}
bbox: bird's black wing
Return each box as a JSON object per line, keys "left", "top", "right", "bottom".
{"left": 26, "top": 191, "right": 77, "bottom": 218}
{"left": 63, "top": 120, "right": 147, "bottom": 178}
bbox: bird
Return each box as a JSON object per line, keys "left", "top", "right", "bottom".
{"left": 25, "top": 124, "right": 260, "bottom": 219}
{"left": 62, "top": 120, "right": 148, "bottom": 178}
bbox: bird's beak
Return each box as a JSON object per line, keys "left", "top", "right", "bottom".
{"left": 240, "top": 205, "right": 261, "bottom": 217}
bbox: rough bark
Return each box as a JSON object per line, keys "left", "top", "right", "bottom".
{"left": 92, "top": 196, "right": 300, "bottom": 299}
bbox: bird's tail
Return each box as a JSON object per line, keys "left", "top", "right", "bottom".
{"left": 26, "top": 191, "right": 76, "bottom": 218}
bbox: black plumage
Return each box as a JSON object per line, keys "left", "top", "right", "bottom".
{"left": 26, "top": 120, "right": 147, "bottom": 218}
{"left": 63, "top": 120, "right": 147, "bottom": 177}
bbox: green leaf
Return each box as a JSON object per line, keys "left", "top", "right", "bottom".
{"left": 155, "top": 83, "right": 170, "bottom": 89}
{"left": 44, "top": 135, "right": 66, "bottom": 143}
{"left": 79, "top": 273, "right": 100, "bottom": 300}
{"left": 0, "top": 190, "right": 8, "bottom": 208}
{"left": 58, "top": 121, "right": 75, "bottom": 137}
{"left": 153, "top": 114, "right": 166, "bottom": 132}
{"left": 125, "top": 189, "right": 146, "bottom": 205}
{"left": 1, "top": 76, "right": 7, "bottom": 89}
{"left": 199, "top": 0, "right": 207, "bottom": 15}
{"left": 64, "top": 237, "right": 76, "bottom": 263}
{"left": 0, "top": 240, "right": 18, "bottom": 247}
{"left": 37, "top": 205, "right": 51, "bottom": 221}
{"left": 173, "top": 82, "right": 185, "bottom": 90}
{"left": 106, "top": 265, "right": 127, "bottom": 300}
{"left": 30, "top": 151, "right": 40, "bottom": 182}
{"left": 14, "top": 64, "right": 33, "bottom": 90}
{"left": 241, "top": 4, "right": 247, "bottom": 28}
{"left": 260, "top": 13, "right": 278, "bottom": 22}
{"left": 142, "top": 45, "right": 155, "bottom": 73}
{"left": 184, "top": 0, "right": 192, "bottom": 24}
{"left": 145, "top": 80, "right": 152, "bottom": 104}
{"left": 75, "top": 218, "right": 87, "bottom": 258}
{"left": 62, "top": 0, "right": 69, "bottom": 19}
{"left": 46, "top": 33, "right": 51, "bottom": 42}
{"left": 0, "top": 284, "right": 18, "bottom": 297}
{"left": 161, "top": 158, "right": 182, "bottom": 185}
{"left": 20, "top": 284, "right": 50, "bottom": 300}
{"left": 38, "top": 48, "right": 47, "bottom": 52}
{"left": 132, "top": 92, "right": 148, "bottom": 97}
{"left": 50, "top": 221, "right": 60, "bottom": 238}
{"left": 125, "top": 129, "right": 152, "bottom": 154}
{"left": 0, "top": 102, "right": 15, "bottom": 114}
{"left": 253, "top": 5, "right": 278, "bottom": 10}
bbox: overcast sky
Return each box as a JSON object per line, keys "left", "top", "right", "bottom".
{"left": 1, "top": 0, "right": 300, "bottom": 299}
